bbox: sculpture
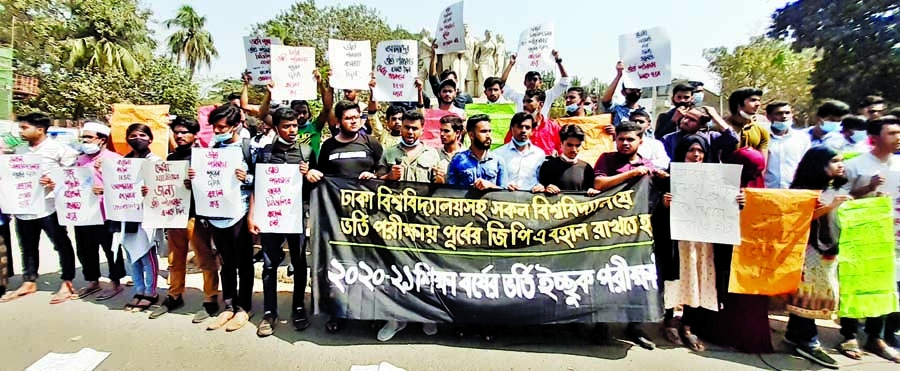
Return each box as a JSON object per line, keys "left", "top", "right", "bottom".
{"left": 473, "top": 30, "right": 499, "bottom": 97}
{"left": 419, "top": 26, "right": 507, "bottom": 99}
{"left": 417, "top": 28, "right": 436, "bottom": 98}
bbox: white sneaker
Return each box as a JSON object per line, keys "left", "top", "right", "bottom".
{"left": 377, "top": 320, "right": 407, "bottom": 342}
{"left": 422, "top": 322, "right": 438, "bottom": 336}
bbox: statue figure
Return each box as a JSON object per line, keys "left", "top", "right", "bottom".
{"left": 417, "top": 28, "right": 436, "bottom": 98}
{"left": 474, "top": 30, "right": 499, "bottom": 97}
{"left": 442, "top": 24, "right": 474, "bottom": 94}
{"left": 494, "top": 34, "right": 507, "bottom": 75}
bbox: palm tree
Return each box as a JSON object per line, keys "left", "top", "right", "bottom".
{"left": 165, "top": 5, "right": 218, "bottom": 76}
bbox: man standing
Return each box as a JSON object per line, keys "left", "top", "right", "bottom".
{"left": 435, "top": 79, "right": 467, "bottom": 118}
{"left": 494, "top": 112, "right": 546, "bottom": 192}
{"left": 447, "top": 114, "right": 507, "bottom": 190}
{"left": 764, "top": 102, "right": 811, "bottom": 189}
{"left": 563, "top": 87, "right": 589, "bottom": 117}
{"left": 629, "top": 110, "right": 669, "bottom": 169}
{"left": 600, "top": 61, "right": 644, "bottom": 129}
{"left": 504, "top": 89, "right": 561, "bottom": 156}
{"left": 429, "top": 42, "right": 474, "bottom": 109}
{"left": 538, "top": 125, "right": 600, "bottom": 194}
{"left": 654, "top": 83, "right": 694, "bottom": 140}
{"left": 823, "top": 116, "right": 871, "bottom": 154}
{"left": 0, "top": 113, "right": 78, "bottom": 304}
{"left": 840, "top": 115, "right": 900, "bottom": 363}
{"left": 437, "top": 115, "right": 465, "bottom": 174}
{"left": 473, "top": 77, "right": 509, "bottom": 104}
{"left": 858, "top": 95, "right": 886, "bottom": 120}
{"left": 149, "top": 117, "right": 221, "bottom": 323}
{"left": 499, "top": 50, "right": 570, "bottom": 116}
{"left": 809, "top": 100, "right": 851, "bottom": 146}
{"left": 713, "top": 88, "right": 770, "bottom": 162}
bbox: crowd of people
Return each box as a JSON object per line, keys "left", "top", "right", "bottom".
{"left": 1, "top": 47, "right": 900, "bottom": 369}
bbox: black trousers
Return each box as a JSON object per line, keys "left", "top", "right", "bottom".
{"left": 260, "top": 233, "right": 307, "bottom": 316}
{"left": 848, "top": 282, "right": 900, "bottom": 341}
{"left": 0, "top": 222, "right": 12, "bottom": 277}
{"left": 209, "top": 216, "right": 254, "bottom": 311}
{"left": 74, "top": 224, "right": 126, "bottom": 283}
{"left": 15, "top": 214, "right": 76, "bottom": 282}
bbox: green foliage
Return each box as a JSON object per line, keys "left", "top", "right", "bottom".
{"left": 165, "top": 5, "right": 218, "bottom": 76}
{"left": 201, "top": 79, "right": 268, "bottom": 106}
{"left": 704, "top": 36, "right": 820, "bottom": 125}
{"left": 769, "top": 0, "right": 900, "bottom": 106}
{"left": 254, "top": 0, "right": 415, "bottom": 68}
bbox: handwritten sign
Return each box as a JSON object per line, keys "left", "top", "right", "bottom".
{"left": 728, "top": 189, "right": 819, "bottom": 295}
{"left": 885, "top": 170, "right": 900, "bottom": 280}
{"left": 618, "top": 27, "right": 671, "bottom": 88}
{"left": 243, "top": 36, "right": 282, "bottom": 85}
{"left": 102, "top": 158, "right": 144, "bottom": 222}
{"left": 0, "top": 155, "right": 43, "bottom": 215}
{"left": 837, "top": 197, "right": 900, "bottom": 318}
{"left": 670, "top": 163, "right": 742, "bottom": 245}
{"left": 271, "top": 45, "right": 317, "bottom": 103}
{"left": 374, "top": 40, "right": 418, "bottom": 102}
{"left": 253, "top": 164, "right": 304, "bottom": 234}
{"left": 434, "top": 1, "right": 465, "bottom": 54}
{"left": 192, "top": 148, "right": 244, "bottom": 219}
{"left": 141, "top": 161, "right": 190, "bottom": 229}
{"left": 328, "top": 39, "right": 372, "bottom": 90}
{"left": 50, "top": 167, "right": 102, "bottom": 226}
{"left": 516, "top": 24, "right": 555, "bottom": 73}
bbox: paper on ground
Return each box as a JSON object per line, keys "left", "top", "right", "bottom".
{"left": 26, "top": 348, "right": 110, "bottom": 371}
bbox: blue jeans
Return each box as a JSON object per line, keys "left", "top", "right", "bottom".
{"left": 786, "top": 314, "right": 820, "bottom": 348}
{"left": 126, "top": 245, "right": 159, "bottom": 297}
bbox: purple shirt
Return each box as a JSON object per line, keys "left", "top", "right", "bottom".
{"left": 593, "top": 152, "right": 655, "bottom": 177}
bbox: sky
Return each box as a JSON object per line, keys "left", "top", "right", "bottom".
{"left": 144, "top": 0, "right": 789, "bottom": 90}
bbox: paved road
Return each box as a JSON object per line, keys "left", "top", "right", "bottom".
{"left": 0, "top": 229, "right": 896, "bottom": 370}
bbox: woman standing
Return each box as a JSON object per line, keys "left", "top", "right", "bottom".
{"left": 783, "top": 146, "right": 851, "bottom": 369}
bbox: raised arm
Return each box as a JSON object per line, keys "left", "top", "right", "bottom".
{"left": 499, "top": 54, "right": 516, "bottom": 86}
{"left": 601, "top": 62, "right": 625, "bottom": 106}
{"left": 312, "top": 70, "right": 331, "bottom": 132}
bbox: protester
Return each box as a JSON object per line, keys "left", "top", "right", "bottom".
{"left": 257, "top": 71, "right": 331, "bottom": 157}
{"left": 654, "top": 83, "right": 694, "bottom": 140}
{"left": 823, "top": 115, "right": 871, "bottom": 154}
{"left": 0, "top": 113, "right": 78, "bottom": 304}
{"left": 436, "top": 115, "right": 465, "bottom": 174}
{"left": 764, "top": 101, "right": 811, "bottom": 189}
{"left": 494, "top": 112, "right": 545, "bottom": 192}
{"left": 537, "top": 125, "right": 600, "bottom": 194}
{"left": 629, "top": 110, "right": 669, "bottom": 169}
{"left": 783, "top": 146, "right": 851, "bottom": 369}
{"left": 660, "top": 107, "right": 721, "bottom": 161}
{"left": 839, "top": 115, "right": 900, "bottom": 363}
{"left": 563, "top": 87, "right": 589, "bottom": 117}
{"left": 592, "top": 121, "right": 668, "bottom": 350}
{"left": 473, "top": 77, "right": 509, "bottom": 104}
{"left": 858, "top": 95, "right": 886, "bottom": 120}
{"left": 503, "top": 89, "right": 561, "bottom": 156}
{"left": 499, "top": 50, "right": 569, "bottom": 117}
{"left": 227, "top": 92, "right": 254, "bottom": 139}
{"left": 372, "top": 78, "right": 426, "bottom": 149}
{"left": 429, "top": 42, "right": 474, "bottom": 109}
{"left": 247, "top": 107, "right": 317, "bottom": 337}
{"left": 192, "top": 104, "right": 256, "bottom": 332}
{"left": 714, "top": 88, "right": 770, "bottom": 162}
{"left": 374, "top": 110, "right": 442, "bottom": 341}
{"left": 447, "top": 114, "right": 506, "bottom": 190}
{"left": 311, "top": 100, "right": 384, "bottom": 333}
{"left": 600, "top": 61, "right": 644, "bottom": 130}
{"left": 148, "top": 117, "right": 220, "bottom": 322}
{"left": 809, "top": 100, "right": 851, "bottom": 146}
{"left": 433, "top": 78, "right": 466, "bottom": 118}
{"left": 72, "top": 122, "right": 126, "bottom": 301}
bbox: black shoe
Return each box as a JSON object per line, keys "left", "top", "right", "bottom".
{"left": 795, "top": 345, "right": 839, "bottom": 369}
{"left": 149, "top": 295, "right": 184, "bottom": 319}
{"left": 252, "top": 250, "right": 264, "bottom": 263}
{"left": 203, "top": 301, "right": 220, "bottom": 316}
{"left": 626, "top": 325, "right": 656, "bottom": 350}
{"left": 292, "top": 307, "right": 310, "bottom": 331}
{"left": 257, "top": 313, "right": 277, "bottom": 337}
{"left": 0, "top": 286, "right": 5, "bottom": 298}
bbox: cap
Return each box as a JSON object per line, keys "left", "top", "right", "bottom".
{"left": 621, "top": 75, "right": 638, "bottom": 90}
{"left": 439, "top": 78, "right": 457, "bottom": 90}
{"left": 82, "top": 122, "right": 111, "bottom": 136}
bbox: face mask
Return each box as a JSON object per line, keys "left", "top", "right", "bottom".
{"left": 560, "top": 152, "right": 578, "bottom": 164}
{"left": 674, "top": 101, "right": 691, "bottom": 108}
{"left": 565, "top": 104, "right": 580, "bottom": 114}
{"left": 81, "top": 142, "right": 101, "bottom": 155}
{"left": 276, "top": 135, "right": 293, "bottom": 145}
{"left": 625, "top": 92, "right": 641, "bottom": 102}
{"left": 584, "top": 104, "right": 593, "bottom": 113}
{"left": 399, "top": 138, "right": 420, "bottom": 148}
{"left": 692, "top": 93, "right": 704, "bottom": 106}
{"left": 127, "top": 138, "right": 150, "bottom": 150}
{"left": 738, "top": 110, "right": 755, "bottom": 120}
{"left": 851, "top": 130, "right": 868, "bottom": 143}
{"left": 821, "top": 121, "right": 841, "bottom": 133}
{"left": 511, "top": 137, "right": 530, "bottom": 147}
{"left": 770, "top": 120, "right": 791, "bottom": 133}
{"left": 214, "top": 132, "right": 233, "bottom": 143}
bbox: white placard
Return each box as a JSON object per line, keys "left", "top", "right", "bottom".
{"left": 253, "top": 164, "right": 303, "bottom": 234}
{"left": 271, "top": 45, "right": 317, "bottom": 103}
{"left": 618, "top": 27, "right": 671, "bottom": 88}
{"left": 51, "top": 167, "right": 102, "bottom": 226}
{"left": 141, "top": 161, "right": 190, "bottom": 229}
{"left": 670, "top": 163, "right": 742, "bottom": 245}
{"left": 0, "top": 154, "right": 43, "bottom": 215}
{"left": 328, "top": 39, "right": 373, "bottom": 90}
{"left": 374, "top": 40, "right": 418, "bottom": 102}
{"left": 434, "top": 1, "right": 466, "bottom": 54}
{"left": 102, "top": 158, "right": 144, "bottom": 222}
{"left": 243, "top": 36, "right": 282, "bottom": 85}
{"left": 26, "top": 348, "right": 110, "bottom": 371}
{"left": 192, "top": 148, "right": 245, "bottom": 219}
{"left": 516, "top": 23, "right": 555, "bottom": 73}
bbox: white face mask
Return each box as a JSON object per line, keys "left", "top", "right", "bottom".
{"left": 560, "top": 152, "right": 578, "bottom": 163}
{"left": 738, "top": 110, "right": 755, "bottom": 120}
{"left": 276, "top": 135, "right": 292, "bottom": 145}
{"left": 81, "top": 142, "right": 101, "bottom": 155}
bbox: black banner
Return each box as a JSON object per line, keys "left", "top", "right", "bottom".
{"left": 311, "top": 177, "right": 662, "bottom": 324}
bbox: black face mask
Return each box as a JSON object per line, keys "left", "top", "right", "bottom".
{"left": 625, "top": 92, "right": 642, "bottom": 102}
{"left": 674, "top": 101, "right": 692, "bottom": 108}
{"left": 127, "top": 138, "right": 150, "bottom": 152}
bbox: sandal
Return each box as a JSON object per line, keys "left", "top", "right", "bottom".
{"left": 0, "top": 287, "right": 36, "bottom": 303}
{"left": 864, "top": 339, "right": 900, "bottom": 363}
{"left": 325, "top": 318, "right": 345, "bottom": 333}
{"left": 124, "top": 295, "right": 142, "bottom": 311}
{"left": 680, "top": 328, "right": 705, "bottom": 352}
{"left": 96, "top": 285, "right": 124, "bottom": 301}
{"left": 75, "top": 285, "right": 101, "bottom": 299}
{"left": 838, "top": 339, "right": 863, "bottom": 360}
{"left": 662, "top": 327, "right": 682, "bottom": 345}
{"left": 50, "top": 283, "right": 76, "bottom": 304}
{"left": 132, "top": 295, "right": 158, "bottom": 312}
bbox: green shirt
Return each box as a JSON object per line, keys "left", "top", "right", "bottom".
{"left": 377, "top": 144, "right": 440, "bottom": 183}
{"left": 296, "top": 120, "right": 322, "bottom": 159}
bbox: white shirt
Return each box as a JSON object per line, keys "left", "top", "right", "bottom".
{"left": 504, "top": 76, "right": 571, "bottom": 117}
{"left": 822, "top": 131, "right": 871, "bottom": 154}
{"left": 637, "top": 136, "right": 670, "bottom": 170}
{"left": 15, "top": 137, "right": 78, "bottom": 220}
{"left": 765, "top": 129, "right": 811, "bottom": 189}
{"left": 494, "top": 142, "right": 545, "bottom": 189}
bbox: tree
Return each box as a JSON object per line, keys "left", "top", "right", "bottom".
{"left": 254, "top": 0, "right": 415, "bottom": 68}
{"left": 165, "top": 5, "right": 218, "bottom": 76}
{"left": 769, "top": 0, "right": 900, "bottom": 106}
{"left": 704, "top": 36, "right": 820, "bottom": 125}
{"left": 200, "top": 79, "right": 267, "bottom": 106}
